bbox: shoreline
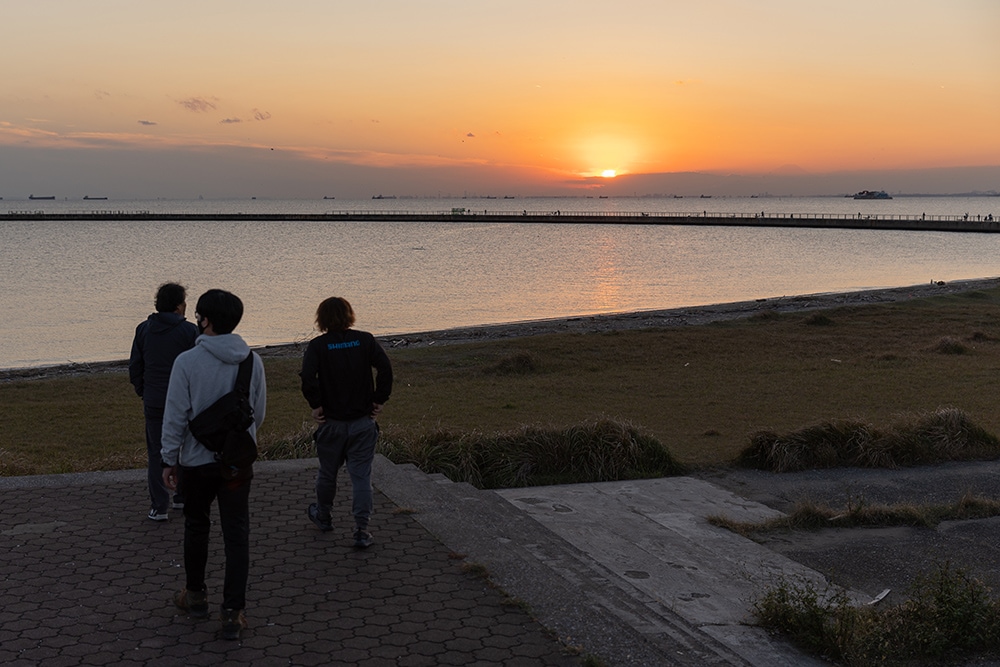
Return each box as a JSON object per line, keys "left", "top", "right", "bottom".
{"left": 4, "top": 276, "right": 998, "bottom": 383}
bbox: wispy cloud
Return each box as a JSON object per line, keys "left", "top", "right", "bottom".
{"left": 137, "top": 120, "right": 158, "bottom": 126}
{"left": 95, "top": 90, "right": 111, "bottom": 100}
{"left": 178, "top": 97, "right": 218, "bottom": 113}
{"left": 252, "top": 109, "right": 271, "bottom": 121}
{"left": 219, "top": 117, "right": 242, "bottom": 124}
{"left": 466, "top": 132, "right": 475, "bottom": 138}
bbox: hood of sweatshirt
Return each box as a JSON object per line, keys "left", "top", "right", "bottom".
{"left": 195, "top": 332, "right": 251, "bottom": 365}
{"left": 147, "top": 311, "right": 189, "bottom": 335}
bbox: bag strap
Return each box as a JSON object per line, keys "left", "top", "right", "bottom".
{"left": 235, "top": 353, "right": 253, "bottom": 397}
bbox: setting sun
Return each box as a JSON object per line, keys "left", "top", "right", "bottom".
{"left": 601, "top": 170, "right": 617, "bottom": 178}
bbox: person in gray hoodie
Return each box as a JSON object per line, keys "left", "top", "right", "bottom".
{"left": 160, "top": 289, "right": 266, "bottom": 641}
{"left": 129, "top": 283, "right": 198, "bottom": 521}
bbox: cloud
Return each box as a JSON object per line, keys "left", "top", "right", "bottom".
{"left": 137, "top": 120, "right": 158, "bottom": 126}
{"left": 252, "top": 109, "right": 271, "bottom": 121}
{"left": 219, "top": 117, "right": 243, "bottom": 124}
{"left": 466, "top": 132, "right": 475, "bottom": 138}
{"left": 178, "top": 97, "right": 218, "bottom": 113}
{"left": 95, "top": 90, "right": 111, "bottom": 100}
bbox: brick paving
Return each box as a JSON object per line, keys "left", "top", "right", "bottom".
{"left": 0, "top": 462, "right": 581, "bottom": 666}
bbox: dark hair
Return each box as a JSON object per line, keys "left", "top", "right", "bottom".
{"left": 195, "top": 289, "right": 244, "bottom": 335}
{"left": 315, "top": 297, "right": 355, "bottom": 333}
{"left": 155, "top": 283, "right": 187, "bottom": 313}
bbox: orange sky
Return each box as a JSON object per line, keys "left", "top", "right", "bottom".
{"left": 1, "top": 0, "right": 998, "bottom": 198}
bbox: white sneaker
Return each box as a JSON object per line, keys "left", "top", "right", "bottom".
{"left": 147, "top": 508, "right": 169, "bottom": 522}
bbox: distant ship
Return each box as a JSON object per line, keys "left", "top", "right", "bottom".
{"left": 852, "top": 190, "right": 892, "bottom": 200}
{"left": 83, "top": 196, "right": 108, "bottom": 200}
{"left": 372, "top": 194, "right": 396, "bottom": 200}
{"left": 323, "top": 196, "right": 336, "bottom": 200}
{"left": 29, "top": 194, "right": 55, "bottom": 200}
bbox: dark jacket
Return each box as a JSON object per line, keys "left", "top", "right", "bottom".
{"left": 300, "top": 329, "right": 393, "bottom": 421}
{"left": 129, "top": 312, "right": 199, "bottom": 409}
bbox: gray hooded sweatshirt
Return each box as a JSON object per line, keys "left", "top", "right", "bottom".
{"left": 160, "top": 333, "right": 267, "bottom": 468}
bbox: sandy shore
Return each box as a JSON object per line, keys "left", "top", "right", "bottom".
{"left": 4, "top": 276, "right": 998, "bottom": 383}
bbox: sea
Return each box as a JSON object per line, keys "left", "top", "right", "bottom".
{"left": 2, "top": 195, "right": 999, "bottom": 370}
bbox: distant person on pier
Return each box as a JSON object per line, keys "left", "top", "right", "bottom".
{"left": 129, "top": 282, "right": 197, "bottom": 522}
{"left": 300, "top": 297, "right": 393, "bottom": 548}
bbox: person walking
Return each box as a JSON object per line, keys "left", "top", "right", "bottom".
{"left": 161, "top": 289, "right": 266, "bottom": 641}
{"left": 129, "top": 282, "right": 198, "bottom": 521}
{"left": 300, "top": 297, "right": 393, "bottom": 548}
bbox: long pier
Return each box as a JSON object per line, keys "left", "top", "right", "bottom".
{"left": 4, "top": 209, "right": 1000, "bottom": 233}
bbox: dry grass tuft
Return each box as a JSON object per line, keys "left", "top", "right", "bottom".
{"left": 709, "top": 492, "right": 1000, "bottom": 538}
{"left": 755, "top": 563, "right": 1000, "bottom": 665}
{"left": 378, "top": 418, "right": 683, "bottom": 489}
{"left": 803, "top": 313, "right": 834, "bottom": 326}
{"left": 737, "top": 408, "right": 1000, "bottom": 472}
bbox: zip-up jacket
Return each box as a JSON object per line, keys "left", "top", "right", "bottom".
{"left": 128, "top": 312, "right": 198, "bottom": 408}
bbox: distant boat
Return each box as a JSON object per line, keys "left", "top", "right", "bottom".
{"left": 700, "top": 194, "right": 712, "bottom": 199}
{"left": 852, "top": 190, "right": 892, "bottom": 200}
{"left": 83, "top": 196, "right": 108, "bottom": 200}
{"left": 29, "top": 194, "right": 55, "bottom": 200}
{"left": 323, "top": 196, "right": 336, "bottom": 200}
{"left": 372, "top": 194, "right": 396, "bottom": 199}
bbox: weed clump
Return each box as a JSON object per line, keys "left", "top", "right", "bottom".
{"left": 754, "top": 563, "right": 1000, "bottom": 665}
{"left": 737, "top": 408, "right": 1000, "bottom": 472}
{"left": 483, "top": 351, "right": 541, "bottom": 376}
{"left": 803, "top": 313, "right": 834, "bottom": 326}
{"left": 379, "top": 418, "right": 684, "bottom": 488}
{"left": 931, "top": 336, "right": 969, "bottom": 354}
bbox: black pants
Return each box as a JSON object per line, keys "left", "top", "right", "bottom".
{"left": 181, "top": 463, "right": 252, "bottom": 611}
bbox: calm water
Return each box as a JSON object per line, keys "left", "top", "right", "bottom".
{"left": 2, "top": 196, "right": 999, "bottom": 369}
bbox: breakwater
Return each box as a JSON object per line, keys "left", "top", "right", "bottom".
{"left": 4, "top": 209, "right": 999, "bottom": 232}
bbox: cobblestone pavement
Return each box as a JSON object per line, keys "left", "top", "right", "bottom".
{"left": 0, "top": 460, "right": 582, "bottom": 667}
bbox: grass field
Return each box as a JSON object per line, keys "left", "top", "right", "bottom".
{"left": 4, "top": 286, "right": 1000, "bottom": 476}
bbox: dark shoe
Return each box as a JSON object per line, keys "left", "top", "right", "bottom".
{"left": 148, "top": 508, "right": 169, "bottom": 522}
{"left": 220, "top": 608, "right": 247, "bottom": 640}
{"left": 174, "top": 589, "right": 209, "bottom": 618}
{"left": 308, "top": 503, "right": 333, "bottom": 532}
{"left": 171, "top": 497, "right": 184, "bottom": 510}
{"left": 353, "top": 529, "right": 374, "bottom": 549}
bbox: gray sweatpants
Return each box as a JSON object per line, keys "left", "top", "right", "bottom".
{"left": 314, "top": 416, "right": 378, "bottom": 530}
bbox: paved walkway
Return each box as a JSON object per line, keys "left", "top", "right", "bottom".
{"left": 0, "top": 457, "right": 836, "bottom": 666}
{"left": 0, "top": 460, "right": 580, "bottom": 667}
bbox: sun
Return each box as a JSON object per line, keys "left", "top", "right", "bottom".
{"left": 601, "top": 169, "right": 617, "bottom": 178}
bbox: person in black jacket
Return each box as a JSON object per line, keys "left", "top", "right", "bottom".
{"left": 300, "top": 297, "right": 393, "bottom": 548}
{"left": 129, "top": 283, "right": 198, "bottom": 521}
